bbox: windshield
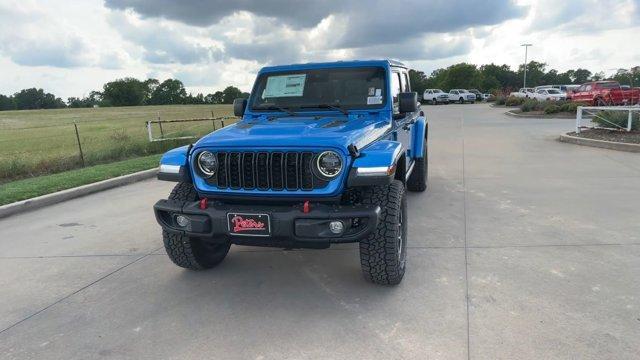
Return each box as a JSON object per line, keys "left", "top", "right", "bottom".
{"left": 250, "top": 67, "right": 387, "bottom": 111}
{"left": 434, "top": 89, "right": 443, "bottom": 93}
{"left": 547, "top": 89, "right": 561, "bottom": 94}
{"left": 598, "top": 82, "right": 619, "bottom": 89}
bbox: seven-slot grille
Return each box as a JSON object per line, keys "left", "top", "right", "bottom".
{"left": 212, "top": 151, "right": 320, "bottom": 191}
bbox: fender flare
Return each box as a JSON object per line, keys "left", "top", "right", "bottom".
{"left": 157, "top": 145, "right": 192, "bottom": 182}
{"left": 347, "top": 140, "right": 403, "bottom": 187}
{"left": 411, "top": 116, "right": 427, "bottom": 159}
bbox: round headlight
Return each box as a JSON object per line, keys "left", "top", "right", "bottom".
{"left": 316, "top": 151, "right": 342, "bottom": 178}
{"left": 197, "top": 151, "right": 218, "bottom": 177}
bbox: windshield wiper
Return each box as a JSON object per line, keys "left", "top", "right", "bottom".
{"left": 254, "top": 105, "right": 297, "bottom": 116}
{"left": 300, "top": 104, "right": 348, "bottom": 115}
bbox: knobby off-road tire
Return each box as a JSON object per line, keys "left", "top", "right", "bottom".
{"left": 359, "top": 180, "right": 408, "bottom": 285}
{"left": 163, "top": 182, "right": 230, "bottom": 270}
{"left": 407, "top": 144, "right": 428, "bottom": 192}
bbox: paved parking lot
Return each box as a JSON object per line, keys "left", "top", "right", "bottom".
{"left": 1, "top": 104, "right": 639, "bottom": 359}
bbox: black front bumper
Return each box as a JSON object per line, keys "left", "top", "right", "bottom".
{"left": 154, "top": 199, "right": 380, "bottom": 249}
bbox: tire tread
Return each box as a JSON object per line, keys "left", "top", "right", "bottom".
{"left": 358, "top": 180, "right": 407, "bottom": 285}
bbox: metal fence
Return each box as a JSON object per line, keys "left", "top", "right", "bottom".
{"left": 575, "top": 105, "right": 640, "bottom": 133}
{"left": 146, "top": 116, "right": 233, "bottom": 142}
{"left": 0, "top": 113, "right": 235, "bottom": 182}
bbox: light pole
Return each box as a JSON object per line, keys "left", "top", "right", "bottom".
{"left": 521, "top": 44, "right": 532, "bottom": 88}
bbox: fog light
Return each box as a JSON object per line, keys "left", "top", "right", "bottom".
{"left": 329, "top": 220, "right": 344, "bottom": 234}
{"left": 175, "top": 215, "right": 190, "bottom": 228}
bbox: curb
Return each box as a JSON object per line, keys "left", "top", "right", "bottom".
{"left": 505, "top": 110, "right": 574, "bottom": 119}
{"left": 558, "top": 133, "right": 640, "bottom": 153}
{"left": 0, "top": 168, "right": 158, "bottom": 219}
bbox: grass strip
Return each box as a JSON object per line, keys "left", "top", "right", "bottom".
{"left": 0, "top": 154, "right": 160, "bottom": 206}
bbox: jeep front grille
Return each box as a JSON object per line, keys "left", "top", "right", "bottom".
{"left": 212, "top": 151, "right": 322, "bottom": 191}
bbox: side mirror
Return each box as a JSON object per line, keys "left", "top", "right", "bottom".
{"left": 399, "top": 92, "right": 418, "bottom": 113}
{"left": 233, "top": 98, "right": 247, "bottom": 117}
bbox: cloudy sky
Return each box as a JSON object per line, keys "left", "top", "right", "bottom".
{"left": 0, "top": 0, "right": 638, "bottom": 98}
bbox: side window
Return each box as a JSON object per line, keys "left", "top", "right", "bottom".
{"left": 391, "top": 71, "right": 402, "bottom": 111}
{"left": 586, "top": 85, "right": 592, "bottom": 91}
{"left": 401, "top": 72, "right": 410, "bottom": 92}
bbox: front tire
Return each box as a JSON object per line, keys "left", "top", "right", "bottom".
{"left": 163, "top": 182, "right": 230, "bottom": 270}
{"left": 359, "top": 180, "right": 407, "bottom": 285}
{"left": 459, "top": 97, "right": 464, "bottom": 104}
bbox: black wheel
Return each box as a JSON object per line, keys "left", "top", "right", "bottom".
{"left": 163, "top": 182, "right": 230, "bottom": 270}
{"left": 358, "top": 180, "right": 407, "bottom": 285}
{"left": 407, "top": 144, "right": 428, "bottom": 192}
{"left": 459, "top": 97, "right": 464, "bottom": 104}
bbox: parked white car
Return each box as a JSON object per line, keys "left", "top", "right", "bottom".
{"left": 509, "top": 88, "right": 535, "bottom": 98}
{"left": 423, "top": 89, "right": 449, "bottom": 104}
{"left": 448, "top": 89, "right": 476, "bottom": 103}
{"left": 533, "top": 88, "right": 567, "bottom": 101}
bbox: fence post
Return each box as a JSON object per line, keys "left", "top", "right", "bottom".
{"left": 221, "top": 119, "right": 225, "bottom": 128}
{"left": 157, "top": 112, "right": 164, "bottom": 138}
{"left": 146, "top": 121, "right": 153, "bottom": 142}
{"left": 576, "top": 106, "right": 583, "bottom": 133}
{"left": 628, "top": 110, "right": 633, "bottom": 132}
{"left": 73, "top": 122, "right": 85, "bottom": 166}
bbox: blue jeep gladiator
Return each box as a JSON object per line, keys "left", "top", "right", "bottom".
{"left": 154, "top": 59, "right": 428, "bottom": 285}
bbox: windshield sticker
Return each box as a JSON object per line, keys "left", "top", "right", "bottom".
{"left": 367, "top": 96, "right": 382, "bottom": 105}
{"left": 368, "top": 87, "right": 375, "bottom": 96}
{"left": 375, "top": 88, "right": 382, "bottom": 96}
{"left": 263, "top": 74, "right": 306, "bottom": 98}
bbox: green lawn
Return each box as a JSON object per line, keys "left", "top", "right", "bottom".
{"left": 0, "top": 154, "right": 161, "bottom": 206}
{"left": 0, "top": 104, "right": 234, "bottom": 182}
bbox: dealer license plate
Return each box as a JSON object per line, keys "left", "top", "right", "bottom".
{"left": 227, "top": 213, "right": 271, "bottom": 237}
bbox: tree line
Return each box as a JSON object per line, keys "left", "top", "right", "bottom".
{"left": 409, "top": 61, "right": 639, "bottom": 96}
{"left": 1, "top": 62, "right": 638, "bottom": 111}
{"left": 0, "top": 78, "right": 250, "bottom": 111}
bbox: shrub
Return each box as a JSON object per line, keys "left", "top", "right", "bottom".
{"left": 520, "top": 99, "right": 539, "bottom": 112}
{"left": 505, "top": 96, "right": 525, "bottom": 106}
{"left": 559, "top": 102, "right": 588, "bottom": 113}
{"left": 495, "top": 95, "right": 506, "bottom": 105}
{"left": 560, "top": 102, "right": 579, "bottom": 113}
{"left": 592, "top": 110, "right": 639, "bottom": 131}
{"left": 544, "top": 104, "right": 561, "bottom": 114}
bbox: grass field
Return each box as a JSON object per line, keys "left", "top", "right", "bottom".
{"left": 0, "top": 104, "right": 234, "bottom": 182}
{"left": 0, "top": 154, "right": 162, "bottom": 206}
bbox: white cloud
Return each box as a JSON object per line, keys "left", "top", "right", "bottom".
{"left": 0, "top": 0, "right": 638, "bottom": 99}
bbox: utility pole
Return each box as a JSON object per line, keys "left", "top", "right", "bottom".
{"left": 521, "top": 44, "right": 532, "bottom": 88}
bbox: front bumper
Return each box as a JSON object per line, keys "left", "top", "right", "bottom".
{"left": 154, "top": 199, "right": 380, "bottom": 249}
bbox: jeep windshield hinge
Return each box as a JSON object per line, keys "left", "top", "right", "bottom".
{"left": 348, "top": 144, "right": 360, "bottom": 158}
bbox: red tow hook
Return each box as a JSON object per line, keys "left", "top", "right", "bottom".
{"left": 199, "top": 198, "right": 208, "bottom": 210}
{"left": 302, "top": 200, "right": 310, "bottom": 213}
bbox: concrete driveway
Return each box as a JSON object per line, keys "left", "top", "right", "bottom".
{"left": 1, "top": 104, "right": 639, "bottom": 359}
